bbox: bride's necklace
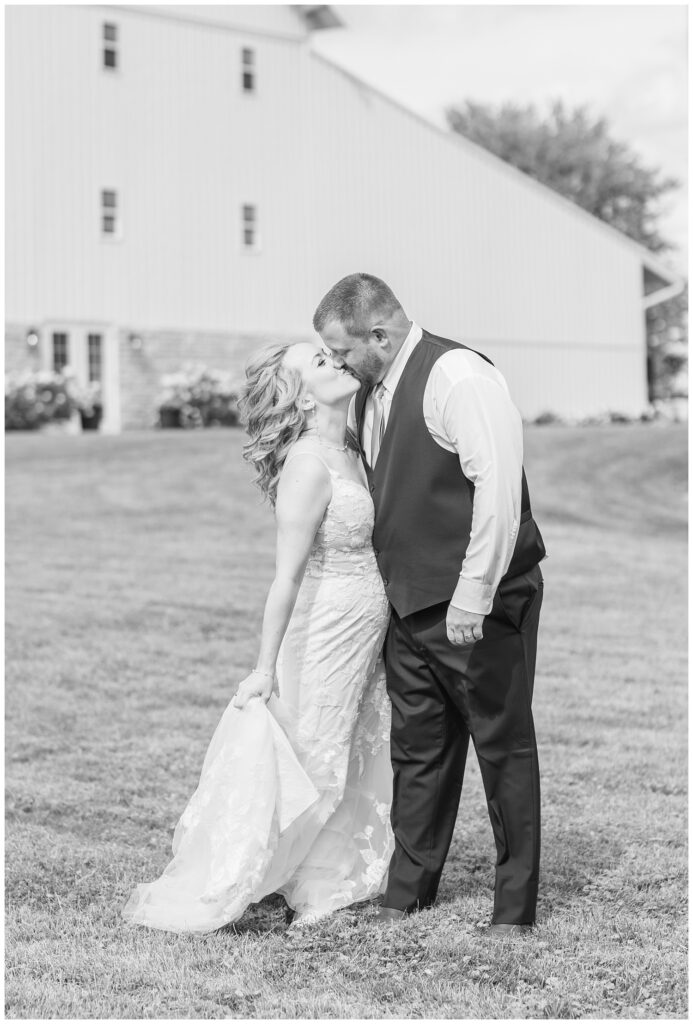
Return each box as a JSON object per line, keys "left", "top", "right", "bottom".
{"left": 318, "top": 436, "right": 348, "bottom": 452}
{"left": 303, "top": 428, "right": 348, "bottom": 453}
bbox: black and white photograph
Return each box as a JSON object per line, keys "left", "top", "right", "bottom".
{"left": 4, "top": 2, "right": 687, "bottom": 1019}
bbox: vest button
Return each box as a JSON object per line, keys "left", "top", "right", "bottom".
{"left": 383, "top": 578, "right": 389, "bottom": 586}
{"left": 374, "top": 548, "right": 380, "bottom": 556}
{"left": 369, "top": 484, "right": 375, "bottom": 493}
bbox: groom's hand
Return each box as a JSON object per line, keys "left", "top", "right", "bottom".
{"left": 446, "top": 605, "right": 485, "bottom": 647}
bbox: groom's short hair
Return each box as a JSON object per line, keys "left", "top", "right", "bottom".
{"left": 313, "top": 273, "right": 403, "bottom": 338}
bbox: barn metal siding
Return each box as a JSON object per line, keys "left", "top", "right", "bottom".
{"left": 304, "top": 54, "right": 649, "bottom": 416}
{"left": 6, "top": 6, "right": 317, "bottom": 334}
{"left": 307, "top": 54, "right": 644, "bottom": 355}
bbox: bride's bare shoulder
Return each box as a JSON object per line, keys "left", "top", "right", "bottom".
{"left": 276, "top": 446, "right": 332, "bottom": 524}
{"left": 278, "top": 442, "right": 332, "bottom": 493}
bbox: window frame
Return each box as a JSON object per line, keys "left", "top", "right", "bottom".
{"left": 52, "top": 332, "right": 70, "bottom": 373}
{"left": 241, "top": 203, "right": 261, "bottom": 253}
{"left": 87, "top": 334, "right": 103, "bottom": 383}
{"left": 100, "top": 189, "right": 122, "bottom": 241}
{"left": 241, "top": 46, "right": 255, "bottom": 93}
{"left": 103, "top": 21, "right": 119, "bottom": 71}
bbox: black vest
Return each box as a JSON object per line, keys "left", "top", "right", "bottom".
{"left": 355, "top": 330, "right": 546, "bottom": 617}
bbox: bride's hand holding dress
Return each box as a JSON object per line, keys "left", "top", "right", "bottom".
{"left": 232, "top": 669, "right": 275, "bottom": 709}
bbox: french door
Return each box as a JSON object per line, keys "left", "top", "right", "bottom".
{"left": 40, "top": 323, "right": 120, "bottom": 432}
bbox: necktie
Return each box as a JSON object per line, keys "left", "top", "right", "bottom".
{"left": 369, "top": 383, "right": 387, "bottom": 467}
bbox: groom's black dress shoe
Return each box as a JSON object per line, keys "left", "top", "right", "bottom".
{"left": 486, "top": 923, "right": 533, "bottom": 938}
{"left": 374, "top": 907, "right": 406, "bottom": 923}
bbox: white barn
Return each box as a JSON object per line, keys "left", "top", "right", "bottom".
{"left": 5, "top": 4, "right": 683, "bottom": 431}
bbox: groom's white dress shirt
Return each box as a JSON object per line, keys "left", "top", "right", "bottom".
{"left": 349, "top": 322, "right": 524, "bottom": 617}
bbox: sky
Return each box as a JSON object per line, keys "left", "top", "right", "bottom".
{"left": 311, "top": 4, "right": 688, "bottom": 272}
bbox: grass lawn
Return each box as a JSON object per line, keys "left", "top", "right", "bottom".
{"left": 5, "top": 423, "right": 687, "bottom": 1019}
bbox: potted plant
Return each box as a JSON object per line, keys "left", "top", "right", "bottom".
{"left": 69, "top": 379, "right": 103, "bottom": 430}
{"left": 156, "top": 371, "right": 189, "bottom": 428}
{"left": 156, "top": 364, "right": 240, "bottom": 428}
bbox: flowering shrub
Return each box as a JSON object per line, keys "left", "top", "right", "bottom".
{"left": 5, "top": 371, "right": 74, "bottom": 431}
{"left": 157, "top": 363, "right": 240, "bottom": 428}
{"left": 69, "top": 379, "right": 102, "bottom": 417}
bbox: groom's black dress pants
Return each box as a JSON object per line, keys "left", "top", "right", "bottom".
{"left": 382, "top": 564, "right": 543, "bottom": 924}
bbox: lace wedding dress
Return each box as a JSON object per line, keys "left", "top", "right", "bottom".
{"left": 122, "top": 458, "right": 393, "bottom": 933}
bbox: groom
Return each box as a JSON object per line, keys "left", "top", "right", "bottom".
{"left": 314, "top": 273, "right": 546, "bottom": 935}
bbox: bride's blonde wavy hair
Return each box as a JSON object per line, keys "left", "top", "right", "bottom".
{"left": 238, "top": 343, "right": 308, "bottom": 508}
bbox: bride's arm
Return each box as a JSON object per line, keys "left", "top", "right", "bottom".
{"left": 233, "top": 454, "right": 332, "bottom": 708}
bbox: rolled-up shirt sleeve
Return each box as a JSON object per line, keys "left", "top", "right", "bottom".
{"left": 426, "top": 356, "right": 523, "bottom": 615}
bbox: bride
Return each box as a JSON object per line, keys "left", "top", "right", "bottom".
{"left": 122, "top": 342, "right": 393, "bottom": 933}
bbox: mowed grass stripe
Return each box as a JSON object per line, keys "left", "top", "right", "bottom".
{"left": 5, "top": 424, "right": 687, "bottom": 1019}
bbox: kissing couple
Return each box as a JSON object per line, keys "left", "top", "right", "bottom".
{"left": 122, "top": 273, "right": 546, "bottom": 936}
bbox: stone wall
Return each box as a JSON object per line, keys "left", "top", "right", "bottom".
{"left": 118, "top": 329, "right": 310, "bottom": 430}
{"left": 5, "top": 323, "right": 312, "bottom": 431}
{"left": 5, "top": 324, "right": 41, "bottom": 375}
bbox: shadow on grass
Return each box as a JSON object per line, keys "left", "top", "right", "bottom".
{"left": 217, "top": 894, "right": 292, "bottom": 937}
{"left": 436, "top": 824, "right": 629, "bottom": 926}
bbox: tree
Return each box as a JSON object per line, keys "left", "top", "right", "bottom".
{"left": 646, "top": 283, "right": 688, "bottom": 402}
{"left": 446, "top": 99, "right": 686, "bottom": 402}
{"left": 446, "top": 99, "right": 679, "bottom": 253}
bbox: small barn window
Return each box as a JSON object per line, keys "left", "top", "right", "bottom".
{"left": 88, "top": 334, "right": 103, "bottom": 382}
{"left": 103, "top": 22, "right": 118, "bottom": 70}
{"left": 242, "top": 204, "right": 259, "bottom": 250}
{"left": 241, "top": 47, "right": 255, "bottom": 92}
{"left": 101, "top": 190, "right": 120, "bottom": 238}
{"left": 52, "top": 333, "right": 69, "bottom": 373}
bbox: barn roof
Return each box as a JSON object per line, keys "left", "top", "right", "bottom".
{"left": 118, "top": 5, "right": 342, "bottom": 42}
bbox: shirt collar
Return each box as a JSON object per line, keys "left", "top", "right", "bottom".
{"left": 381, "top": 321, "right": 423, "bottom": 394}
